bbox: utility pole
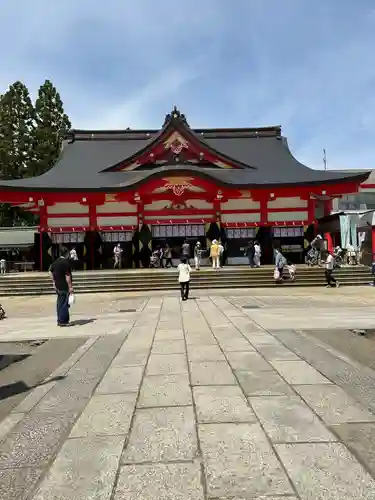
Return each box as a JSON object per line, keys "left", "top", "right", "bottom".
{"left": 323, "top": 148, "right": 327, "bottom": 170}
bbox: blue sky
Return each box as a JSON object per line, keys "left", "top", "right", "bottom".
{"left": 1, "top": 0, "right": 375, "bottom": 170}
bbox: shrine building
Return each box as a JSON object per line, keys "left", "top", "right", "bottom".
{"left": 0, "top": 107, "right": 370, "bottom": 270}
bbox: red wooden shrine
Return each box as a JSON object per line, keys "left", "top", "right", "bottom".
{"left": 0, "top": 107, "right": 369, "bottom": 270}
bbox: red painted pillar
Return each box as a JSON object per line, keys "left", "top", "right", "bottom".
{"left": 323, "top": 199, "right": 332, "bottom": 217}
{"left": 260, "top": 197, "right": 268, "bottom": 226}
{"left": 325, "top": 232, "right": 333, "bottom": 253}
{"left": 39, "top": 230, "right": 43, "bottom": 271}
{"left": 89, "top": 204, "right": 97, "bottom": 270}
{"left": 308, "top": 197, "right": 316, "bottom": 225}
{"left": 39, "top": 203, "right": 47, "bottom": 271}
{"left": 213, "top": 200, "right": 221, "bottom": 227}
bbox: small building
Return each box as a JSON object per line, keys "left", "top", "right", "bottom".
{"left": 0, "top": 226, "right": 37, "bottom": 271}
{"left": 0, "top": 107, "right": 369, "bottom": 270}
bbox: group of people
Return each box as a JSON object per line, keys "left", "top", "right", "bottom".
{"left": 149, "top": 239, "right": 228, "bottom": 270}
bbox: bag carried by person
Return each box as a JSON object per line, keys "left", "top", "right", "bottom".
{"left": 68, "top": 293, "right": 75, "bottom": 306}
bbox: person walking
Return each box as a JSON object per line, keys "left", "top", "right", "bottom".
{"left": 325, "top": 250, "right": 340, "bottom": 288}
{"left": 181, "top": 240, "right": 191, "bottom": 264}
{"left": 274, "top": 248, "right": 286, "bottom": 283}
{"left": 69, "top": 247, "right": 78, "bottom": 270}
{"left": 218, "top": 240, "right": 224, "bottom": 268}
{"left": 0, "top": 257, "right": 6, "bottom": 274}
{"left": 113, "top": 244, "right": 123, "bottom": 269}
{"left": 194, "top": 241, "right": 203, "bottom": 270}
{"left": 178, "top": 257, "right": 192, "bottom": 301}
{"left": 210, "top": 239, "right": 220, "bottom": 269}
{"left": 164, "top": 244, "right": 173, "bottom": 268}
{"left": 245, "top": 241, "right": 255, "bottom": 268}
{"left": 254, "top": 241, "right": 261, "bottom": 267}
{"left": 49, "top": 247, "right": 73, "bottom": 326}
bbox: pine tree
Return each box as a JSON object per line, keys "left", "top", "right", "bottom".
{"left": 0, "top": 82, "right": 35, "bottom": 225}
{"left": 31, "top": 80, "right": 71, "bottom": 177}
{"left": 0, "top": 81, "right": 35, "bottom": 180}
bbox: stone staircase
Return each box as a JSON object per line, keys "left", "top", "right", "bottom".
{"left": 0, "top": 266, "right": 372, "bottom": 296}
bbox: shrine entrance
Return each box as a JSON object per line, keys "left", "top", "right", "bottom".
{"left": 99, "top": 231, "right": 133, "bottom": 269}
{"left": 51, "top": 232, "right": 86, "bottom": 270}
{"left": 151, "top": 223, "right": 207, "bottom": 263}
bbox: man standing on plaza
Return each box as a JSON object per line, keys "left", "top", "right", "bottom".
{"left": 49, "top": 247, "right": 73, "bottom": 326}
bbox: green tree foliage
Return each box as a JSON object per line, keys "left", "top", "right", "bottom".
{"left": 0, "top": 79, "right": 71, "bottom": 226}
{"left": 31, "top": 80, "right": 71, "bottom": 177}
{"left": 0, "top": 81, "right": 35, "bottom": 180}
{"left": 0, "top": 81, "right": 35, "bottom": 226}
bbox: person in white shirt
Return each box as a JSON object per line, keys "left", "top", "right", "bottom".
{"left": 286, "top": 261, "right": 296, "bottom": 281}
{"left": 69, "top": 248, "right": 78, "bottom": 261}
{"left": 325, "top": 251, "right": 339, "bottom": 288}
{"left": 178, "top": 257, "right": 192, "bottom": 301}
{"left": 113, "top": 244, "right": 123, "bottom": 269}
{"left": 0, "top": 258, "right": 6, "bottom": 274}
{"left": 254, "top": 241, "right": 261, "bottom": 267}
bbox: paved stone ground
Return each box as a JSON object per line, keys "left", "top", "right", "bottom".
{"left": 1, "top": 288, "right": 375, "bottom": 498}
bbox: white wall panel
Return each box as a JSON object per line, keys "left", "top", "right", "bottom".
{"left": 187, "top": 199, "right": 213, "bottom": 210}
{"left": 97, "top": 216, "right": 138, "bottom": 226}
{"left": 268, "top": 197, "right": 307, "bottom": 209}
{"left": 96, "top": 202, "right": 137, "bottom": 213}
{"left": 268, "top": 211, "right": 308, "bottom": 222}
{"left": 47, "top": 203, "right": 88, "bottom": 214}
{"left": 144, "top": 200, "right": 170, "bottom": 211}
{"left": 47, "top": 217, "right": 89, "bottom": 227}
{"left": 221, "top": 213, "right": 260, "bottom": 223}
{"left": 220, "top": 199, "right": 260, "bottom": 210}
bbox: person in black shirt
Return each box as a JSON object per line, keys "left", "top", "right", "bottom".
{"left": 49, "top": 247, "right": 73, "bottom": 326}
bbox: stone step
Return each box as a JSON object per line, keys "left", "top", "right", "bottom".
{"left": 0, "top": 265, "right": 369, "bottom": 282}
{"left": 0, "top": 266, "right": 370, "bottom": 296}
{"left": 0, "top": 274, "right": 371, "bottom": 290}
{"left": 0, "top": 269, "right": 371, "bottom": 284}
{"left": 0, "top": 278, "right": 371, "bottom": 296}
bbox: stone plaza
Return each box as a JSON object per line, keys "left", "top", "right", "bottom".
{"left": 1, "top": 287, "right": 375, "bottom": 499}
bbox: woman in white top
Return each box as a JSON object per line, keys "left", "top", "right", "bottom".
{"left": 178, "top": 257, "right": 192, "bottom": 301}
{"left": 254, "top": 241, "right": 261, "bottom": 268}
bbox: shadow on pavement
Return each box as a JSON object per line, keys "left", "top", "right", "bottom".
{"left": 68, "top": 318, "right": 96, "bottom": 327}
{"left": 0, "top": 375, "right": 65, "bottom": 401}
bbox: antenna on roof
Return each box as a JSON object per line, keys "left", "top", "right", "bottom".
{"left": 323, "top": 148, "right": 327, "bottom": 170}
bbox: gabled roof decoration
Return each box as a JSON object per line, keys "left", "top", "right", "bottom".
{"left": 101, "top": 106, "right": 256, "bottom": 172}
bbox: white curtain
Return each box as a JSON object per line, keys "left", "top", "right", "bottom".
{"left": 339, "top": 215, "right": 350, "bottom": 249}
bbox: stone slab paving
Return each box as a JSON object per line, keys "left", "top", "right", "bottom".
{"left": 1, "top": 294, "right": 375, "bottom": 498}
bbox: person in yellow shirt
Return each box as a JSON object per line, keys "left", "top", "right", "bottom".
{"left": 210, "top": 239, "right": 220, "bottom": 269}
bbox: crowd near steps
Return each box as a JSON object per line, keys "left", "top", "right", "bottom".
{"left": 0, "top": 265, "right": 372, "bottom": 296}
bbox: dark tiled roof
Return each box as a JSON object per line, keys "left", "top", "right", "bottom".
{"left": 0, "top": 124, "right": 369, "bottom": 191}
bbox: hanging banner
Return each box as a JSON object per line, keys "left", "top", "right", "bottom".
{"left": 51, "top": 232, "right": 85, "bottom": 244}
{"left": 100, "top": 231, "right": 133, "bottom": 243}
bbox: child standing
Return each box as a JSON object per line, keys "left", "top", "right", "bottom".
{"left": 286, "top": 261, "right": 296, "bottom": 281}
